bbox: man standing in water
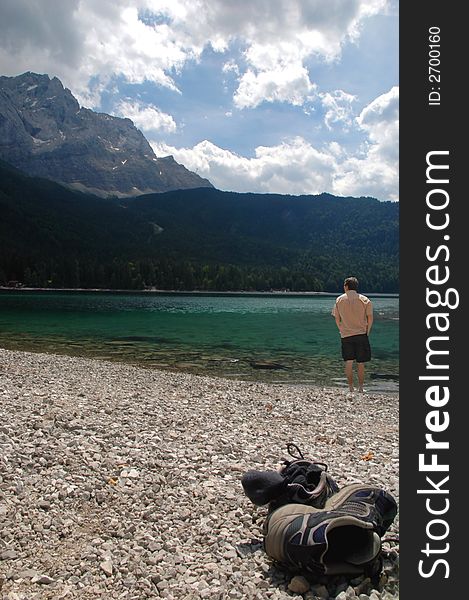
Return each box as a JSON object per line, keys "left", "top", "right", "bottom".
{"left": 332, "top": 277, "right": 373, "bottom": 395}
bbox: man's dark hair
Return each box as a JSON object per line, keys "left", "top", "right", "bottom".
{"left": 344, "top": 277, "right": 359, "bottom": 291}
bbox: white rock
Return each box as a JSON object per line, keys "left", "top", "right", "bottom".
{"left": 100, "top": 560, "right": 113, "bottom": 576}
{"left": 31, "top": 574, "right": 55, "bottom": 584}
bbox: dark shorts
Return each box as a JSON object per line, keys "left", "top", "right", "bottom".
{"left": 341, "top": 334, "right": 371, "bottom": 363}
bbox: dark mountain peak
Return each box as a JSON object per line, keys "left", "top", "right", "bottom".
{"left": 1, "top": 71, "right": 71, "bottom": 102}
{"left": 0, "top": 71, "right": 213, "bottom": 197}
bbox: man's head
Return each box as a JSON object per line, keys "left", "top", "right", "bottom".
{"left": 344, "top": 277, "right": 359, "bottom": 291}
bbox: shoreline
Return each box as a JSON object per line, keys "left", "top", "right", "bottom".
{"left": 0, "top": 342, "right": 399, "bottom": 396}
{"left": 0, "top": 348, "right": 399, "bottom": 599}
{"left": 0, "top": 286, "right": 399, "bottom": 298}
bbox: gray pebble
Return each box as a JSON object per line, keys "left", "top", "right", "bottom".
{"left": 288, "top": 576, "right": 310, "bottom": 594}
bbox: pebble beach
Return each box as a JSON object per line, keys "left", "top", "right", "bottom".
{"left": 0, "top": 348, "right": 399, "bottom": 600}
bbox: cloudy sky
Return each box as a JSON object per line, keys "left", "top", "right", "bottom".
{"left": 0, "top": 0, "right": 398, "bottom": 200}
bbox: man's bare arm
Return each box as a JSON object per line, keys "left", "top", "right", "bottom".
{"left": 335, "top": 312, "right": 342, "bottom": 332}
{"left": 366, "top": 314, "right": 373, "bottom": 335}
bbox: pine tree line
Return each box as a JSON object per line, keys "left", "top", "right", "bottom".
{"left": 0, "top": 255, "right": 398, "bottom": 293}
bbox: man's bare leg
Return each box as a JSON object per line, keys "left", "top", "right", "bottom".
{"left": 357, "top": 362, "right": 365, "bottom": 392}
{"left": 345, "top": 360, "right": 354, "bottom": 392}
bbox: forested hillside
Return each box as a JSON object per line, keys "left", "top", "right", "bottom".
{"left": 0, "top": 161, "right": 398, "bottom": 292}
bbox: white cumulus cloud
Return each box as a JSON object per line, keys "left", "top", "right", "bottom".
{"left": 113, "top": 99, "right": 177, "bottom": 133}
{"left": 151, "top": 86, "right": 398, "bottom": 201}
{"left": 0, "top": 0, "right": 390, "bottom": 109}
{"left": 358, "top": 85, "right": 399, "bottom": 163}
{"left": 334, "top": 86, "right": 399, "bottom": 200}
{"left": 152, "top": 137, "right": 337, "bottom": 196}
{"left": 234, "top": 64, "right": 315, "bottom": 109}
{"left": 320, "top": 90, "right": 357, "bottom": 130}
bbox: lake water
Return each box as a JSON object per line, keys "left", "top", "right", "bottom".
{"left": 0, "top": 291, "right": 399, "bottom": 392}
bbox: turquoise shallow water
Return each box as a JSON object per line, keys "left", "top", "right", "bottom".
{"left": 0, "top": 291, "right": 399, "bottom": 392}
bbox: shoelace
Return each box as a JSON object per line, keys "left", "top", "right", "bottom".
{"left": 282, "top": 443, "right": 335, "bottom": 502}
{"left": 286, "top": 442, "right": 305, "bottom": 459}
{"left": 285, "top": 442, "right": 329, "bottom": 472}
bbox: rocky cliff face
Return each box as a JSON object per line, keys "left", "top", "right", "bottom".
{"left": 0, "top": 72, "right": 213, "bottom": 196}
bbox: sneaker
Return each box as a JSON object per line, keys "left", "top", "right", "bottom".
{"left": 263, "top": 483, "right": 398, "bottom": 576}
{"left": 241, "top": 469, "right": 290, "bottom": 506}
{"left": 272, "top": 444, "right": 339, "bottom": 510}
{"left": 242, "top": 444, "right": 339, "bottom": 511}
{"left": 271, "top": 459, "right": 340, "bottom": 511}
{"left": 241, "top": 462, "right": 339, "bottom": 511}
